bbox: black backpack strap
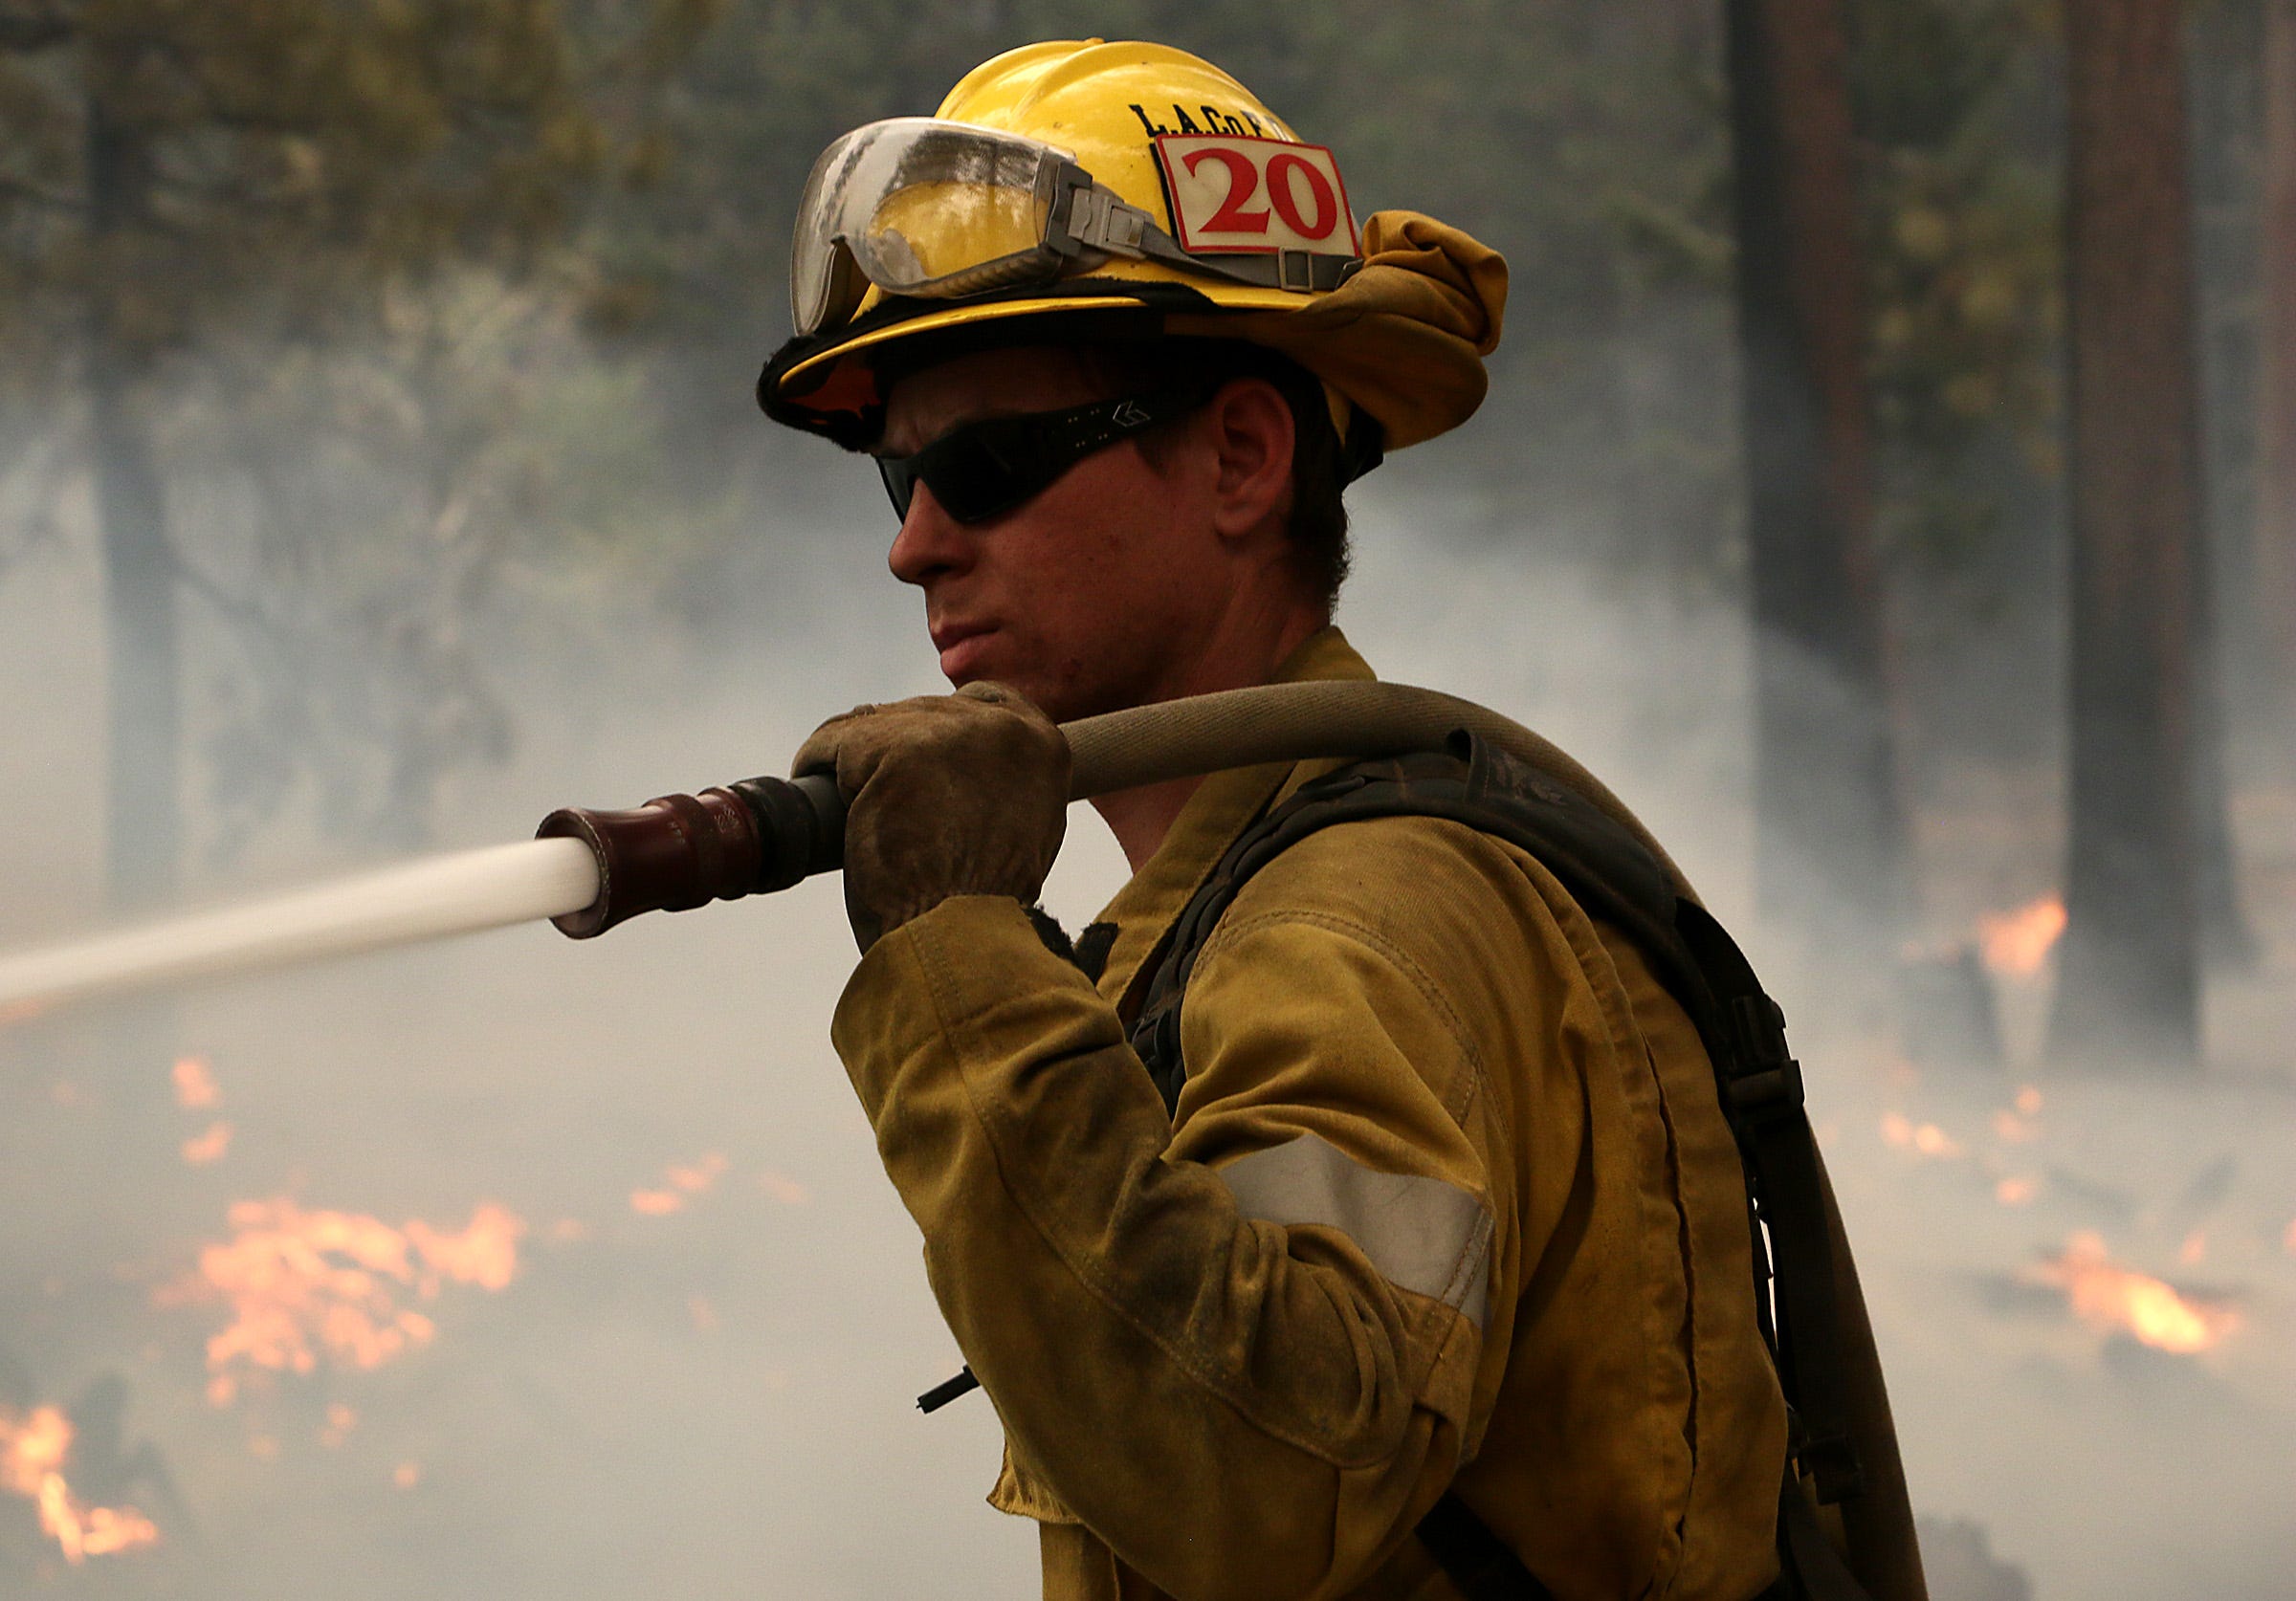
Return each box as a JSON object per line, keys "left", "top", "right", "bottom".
{"left": 1129, "top": 733, "right": 1876, "bottom": 1599}
{"left": 1129, "top": 738, "right": 1680, "bottom": 1110}
{"left": 1675, "top": 898, "right": 1862, "bottom": 1502}
{"left": 1777, "top": 1473, "right": 1877, "bottom": 1601}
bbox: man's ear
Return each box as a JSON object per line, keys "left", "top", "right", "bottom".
{"left": 1204, "top": 377, "right": 1295, "bottom": 542}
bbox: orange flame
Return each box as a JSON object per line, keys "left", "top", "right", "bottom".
{"left": 181, "top": 1120, "right": 233, "bottom": 1165}
{"left": 1977, "top": 896, "right": 2067, "bottom": 978}
{"left": 630, "top": 1152, "right": 727, "bottom": 1217}
{"left": 0, "top": 1405, "right": 160, "bottom": 1563}
{"left": 172, "top": 1055, "right": 221, "bottom": 1109}
{"left": 320, "top": 1402, "right": 358, "bottom": 1449}
{"left": 1990, "top": 1108, "right": 2040, "bottom": 1145}
{"left": 1995, "top": 1176, "right": 2039, "bottom": 1206}
{"left": 160, "top": 1197, "right": 524, "bottom": 1404}
{"left": 2025, "top": 1232, "right": 2240, "bottom": 1353}
{"left": 1880, "top": 1111, "right": 1963, "bottom": 1159}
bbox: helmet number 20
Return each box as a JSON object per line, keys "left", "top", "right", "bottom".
{"left": 1155, "top": 136, "right": 1358, "bottom": 259}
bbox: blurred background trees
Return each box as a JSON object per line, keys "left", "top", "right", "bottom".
{"left": 2053, "top": 0, "right": 2211, "bottom": 1068}
{"left": 0, "top": 0, "right": 712, "bottom": 895}
{"left": 1723, "top": 0, "right": 1908, "bottom": 968}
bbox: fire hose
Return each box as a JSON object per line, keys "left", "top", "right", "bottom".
{"left": 0, "top": 680, "right": 1687, "bottom": 1018}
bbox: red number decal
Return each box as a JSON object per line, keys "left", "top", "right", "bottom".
{"left": 1266, "top": 152, "right": 1338, "bottom": 241}
{"left": 1184, "top": 147, "right": 1269, "bottom": 233}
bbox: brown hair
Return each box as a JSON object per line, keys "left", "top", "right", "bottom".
{"left": 1071, "top": 338, "right": 1353, "bottom": 612}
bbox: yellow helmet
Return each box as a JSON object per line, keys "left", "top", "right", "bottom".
{"left": 758, "top": 39, "right": 1509, "bottom": 464}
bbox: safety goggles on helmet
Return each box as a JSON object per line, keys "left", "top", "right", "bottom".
{"left": 873, "top": 388, "right": 1211, "bottom": 524}
{"left": 792, "top": 118, "right": 1358, "bottom": 339}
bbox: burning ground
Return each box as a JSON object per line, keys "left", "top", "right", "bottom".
{"left": 0, "top": 1403, "right": 161, "bottom": 1567}
{"left": 1820, "top": 921, "right": 2296, "bottom": 1598}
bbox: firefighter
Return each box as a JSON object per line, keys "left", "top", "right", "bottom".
{"left": 763, "top": 39, "right": 1922, "bottom": 1601}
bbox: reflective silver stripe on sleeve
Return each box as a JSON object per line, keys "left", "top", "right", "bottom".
{"left": 1216, "top": 1131, "right": 1492, "bottom": 1328}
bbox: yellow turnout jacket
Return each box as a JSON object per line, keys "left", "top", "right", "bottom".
{"left": 829, "top": 628, "right": 1790, "bottom": 1600}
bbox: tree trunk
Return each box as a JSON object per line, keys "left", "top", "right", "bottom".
{"left": 85, "top": 56, "right": 178, "bottom": 914}
{"left": 2191, "top": 575, "right": 2253, "bottom": 972}
{"left": 2050, "top": 0, "right": 2205, "bottom": 1070}
{"left": 2184, "top": 0, "right": 2257, "bottom": 972}
{"left": 83, "top": 42, "right": 183, "bottom": 1153}
{"left": 88, "top": 356, "right": 177, "bottom": 912}
{"left": 2257, "top": 0, "right": 2296, "bottom": 747}
{"left": 1722, "top": 0, "right": 1908, "bottom": 955}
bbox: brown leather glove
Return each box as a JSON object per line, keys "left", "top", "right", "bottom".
{"left": 791, "top": 682, "right": 1071, "bottom": 954}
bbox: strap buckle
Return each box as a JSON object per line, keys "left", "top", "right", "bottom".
{"left": 1721, "top": 994, "right": 1804, "bottom": 1124}
{"left": 1796, "top": 1428, "right": 1866, "bottom": 1505}
{"left": 1055, "top": 173, "right": 1153, "bottom": 258}
{"left": 1725, "top": 1057, "right": 1805, "bottom": 1121}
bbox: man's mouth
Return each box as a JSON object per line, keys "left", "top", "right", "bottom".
{"left": 931, "top": 620, "right": 996, "bottom": 678}
{"left": 929, "top": 618, "right": 991, "bottom": 654}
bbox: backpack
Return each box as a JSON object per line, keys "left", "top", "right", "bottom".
{"left": 1121, "top": 732, "right": 1887, "bottom": 1601}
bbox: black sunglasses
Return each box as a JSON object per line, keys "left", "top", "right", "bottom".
{"left": 873, "top": 388, "right": 1211, "bottom": 525}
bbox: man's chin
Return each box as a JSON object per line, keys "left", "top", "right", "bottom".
{"left": 938, "top": 666, "right": 1077, "bottom": 721}
{"left": 935, "top": 637, "right": 1126, "bottom": 723}
{"left": 939, "top": 642, "right": 1024, "bottom": 698}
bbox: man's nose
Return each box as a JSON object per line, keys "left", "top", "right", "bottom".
{"left": 888, "top": 483, "right": 972, "bottom": 586}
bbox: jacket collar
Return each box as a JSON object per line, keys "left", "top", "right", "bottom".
{"left": 1089, "top": 625, "right": 1377, "bottom": 1018}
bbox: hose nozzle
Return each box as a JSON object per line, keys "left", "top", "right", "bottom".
{"left": 536, "top": 773, "right": 846, "bottom": 938}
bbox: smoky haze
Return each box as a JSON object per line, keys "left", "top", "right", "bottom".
{"left": 3, "top": 6, "right": 2295, "bottom": 1598}
{"left": 4, "top": 443, "right": 2291, "bottom": 1599}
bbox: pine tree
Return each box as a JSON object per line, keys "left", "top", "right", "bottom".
{"left": 2050, "top": 0, "right": 2209, "bottom": 1069}
{"left": 1722, "top": 0, "right": 1908, "bottom": 955}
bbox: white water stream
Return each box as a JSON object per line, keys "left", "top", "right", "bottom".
{"left": 0, "top": 837, "right": 600, "bottom": 1020}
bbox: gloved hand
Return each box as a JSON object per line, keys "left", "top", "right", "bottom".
{"left": 791, "top": 681, "right": 1071, "bottom": 954}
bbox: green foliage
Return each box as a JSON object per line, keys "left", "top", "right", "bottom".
{"left": 1, "top": 1, "right": 635, "bottom": 370}
{"left": 0, "top": 0, "right": 697, "bottom": 853}
{"left": 1851, "top": 0, "right": 2064, "bottom": 568}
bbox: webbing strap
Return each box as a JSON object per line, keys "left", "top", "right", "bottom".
{"left": 1779, "top": 1474, "right": 1877, "bottom": 1601}
{"left": 1128, "top": 735, "right": 1874, "bottom": 1596}
{"left": 1676, "top": 899, "right": 1862, "bottom": 1503}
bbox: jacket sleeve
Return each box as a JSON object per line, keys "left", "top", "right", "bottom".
{"left": 828, "top": 828, "right": 1559, "bottom": 1601}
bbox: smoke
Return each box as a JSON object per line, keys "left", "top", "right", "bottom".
{"left": 2, "top": 422, "right": 2293, "bottom": 1599}
{"left": 1352, "top": 479, "right": 2296, "bottom": 1601}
